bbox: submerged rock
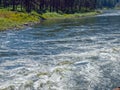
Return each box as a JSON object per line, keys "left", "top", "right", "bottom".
{"left": 37, "top": 72, "right": 49, "bottom": 77}
{"left": 19, "top": 81, "right": 34, "bottom": 90}
{"left": 57, "top": 61, "right": 73, "bottom": 66}
{"left": 0, "top": 85, "right": 15, "bottom": 90}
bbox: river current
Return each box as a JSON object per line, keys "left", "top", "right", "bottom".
{"left": 0, "top": 10, "right": 120, "bottom": 90}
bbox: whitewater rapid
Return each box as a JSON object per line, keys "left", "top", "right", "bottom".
{"left": 0, "top": 10, "right": 120, "bottom": 90}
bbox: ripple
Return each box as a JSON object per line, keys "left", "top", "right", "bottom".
{"left": 0, "top": 10, "right": 120, "bottom": 90}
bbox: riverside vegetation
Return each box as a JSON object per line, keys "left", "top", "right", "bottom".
{"left": 0, "top": 0, "right": 119, "bottom": 31}
{"left": 0, "top": 9, "right": 40, "bottom": 31}
{"left": 0, "top": 9, "right": 100, "bottom": 31}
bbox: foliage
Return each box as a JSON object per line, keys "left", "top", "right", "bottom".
{"left": 0, "top": 0, "right": 97, "bottom": 13}
{"left": 40, "top": 12, "right": 63, "bottom": 19}
{"left": 0, "top": 9, "right": 40, "bottom": 31}
{"left": 0, "top": 0, "right": 119, "bottom": 13}
{"left": 97, "top": 0, "right": 119, "bottom": 8}
{"left": 40, "top": 11, "right": 100, "bottom": 19}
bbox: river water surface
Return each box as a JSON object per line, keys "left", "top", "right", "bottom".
{"left": 0, "top": 10, "right": 120, "bottom": 90}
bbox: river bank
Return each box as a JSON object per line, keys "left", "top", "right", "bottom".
{"left": 0, "top": 10, "right": 120, "bottom": 90}
{"left": 41, "top": 11, "right": 100, "bottom": 20}
{"left": 0, "top": 9, "right": 101, "bottom": 31}
{"left": 0, "top": 9, "right": 40, "bottom": 31}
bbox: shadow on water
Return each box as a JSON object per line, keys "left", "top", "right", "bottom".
{"left": 36, "top": 17, "right": 97, "bottom": 27}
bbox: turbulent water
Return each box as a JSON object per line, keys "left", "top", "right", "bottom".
{"left": 0, "top": 10, "right": 120, "bottom": 90}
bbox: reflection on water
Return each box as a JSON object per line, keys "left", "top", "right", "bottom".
{"left": 0, "top": 10, "right": 120, "bottom": 90}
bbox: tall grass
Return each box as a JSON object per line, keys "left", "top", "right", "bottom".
{"left": 41, "top": 11, "right": 100, "bottom": 19}
{"left": 0, "top": 9, "right": 40, "bottom": 31}
{"left": 0, "top": 9, "right": 100, "bottom": 31}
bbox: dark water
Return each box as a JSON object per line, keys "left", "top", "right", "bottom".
{"left": 0, "top": 10, "right": 120, "bottom": 90}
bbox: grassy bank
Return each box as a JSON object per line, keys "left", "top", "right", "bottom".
{"left": 0, "top": 9, "right": 40, "bottom": 31}
{"left": 41, "top": 11, "right": 101, "bottom": 20}
{"left": 0, "top": 9, "right": 101, "bottom": 31}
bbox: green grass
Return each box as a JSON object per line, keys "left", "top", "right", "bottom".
{"left": 40, "top": 11, "right": 101, "bottom": 20}
{"left": 0, "top": 9, "right": 40, "bottom": 31}
{"left": 0, "top": 9, "right": 101, "bottom": 31}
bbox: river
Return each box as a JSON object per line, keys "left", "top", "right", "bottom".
{"left": 0, "top": 10, "right": 120, "bottom": 90}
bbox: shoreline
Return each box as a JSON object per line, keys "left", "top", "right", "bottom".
{"left": 0, "top": 10, "right": 40, "bottom": 31}
{"left": 0, "top": 10, "right": 101, "bottom": 31}
{"left": 41, "top": 11, "right": 101, "bottom": 20}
